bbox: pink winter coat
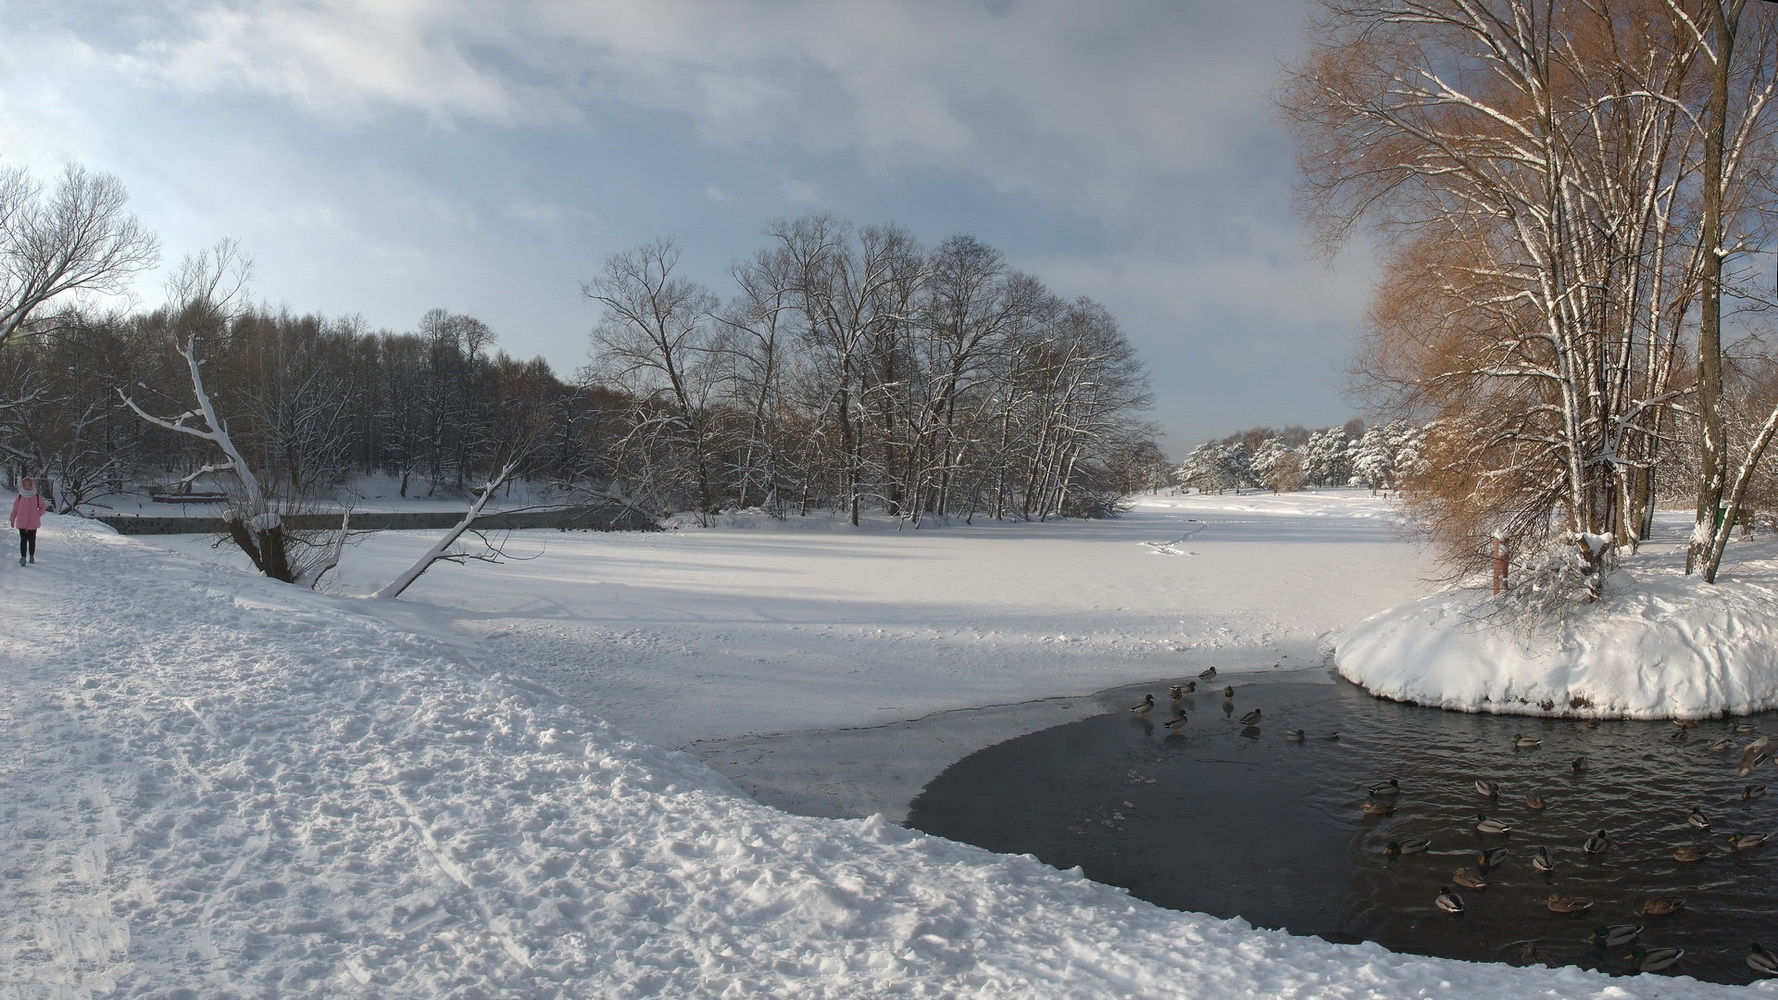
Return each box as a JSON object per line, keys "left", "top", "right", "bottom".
{"left": 10, "top": 493, "right": 46, "bottom": 531}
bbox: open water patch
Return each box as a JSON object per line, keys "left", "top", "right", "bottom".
{"left": 906, "top": 670, "right": 1778, "bottom": 985}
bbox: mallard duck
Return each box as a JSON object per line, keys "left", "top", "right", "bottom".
{"left": 1435, "top": 886, "right": 1465, "bottom": 913}
{"left": 1369, "top": 778, "right": 1401, "bottom": 797}
{"left": 1513, "top": 734, "right": 1543, "bottom": 749}
{"left": 1129, "top": 693, "right": 1155, "bottom": 716}
{"left": 1674, "top": 718, "right": 1699, "bottom": 729}
{"left": 1221, "top": 685, "right": 1235, "bottom": 698}
{"left": 1168, "top": 684, "right": 1188, "bottom": 702}
{"left": 1732, "top": 721, "right": 1758, "bottom": 733}
{"left": 1642, "top": 896, "right": 1685, "bottom": 917}
{"left": 1475, "top": 780, "right": 1500, "bottom": 798}
{"left": 1672, "top": 844, "right": 1711, "bottom": 863}
{"left": 1286, "top": 729, "right": 1306, "bottom": 742}
{"left": 1571, "top": 756, "right": 1589, "bottom": 773}
{"left": 1524, "top": 791, "right": 1547, "bottom": 810}
{"left": 1665, "top": 728, "right": 1689, "bottom": 743}
{"left": 1517, "top": 940, "right": 1541, "bottom": 965}
{"left": 1749, "top": 943, "right": 1778, "bottom": 976}
{"left": 1164, "top": 710, "right": 1188, "bottom": 730}
{"left": 1727, "top": 832, "right": 1768, "bottom": 851}
{"left": 1322, "top": 731, "right": 1341, "bottom": 740}
{"left": 1583, "top": 829, "right": 1613, "bottom": 855}
{"left": 1239, "top": 708, "right": 1262, "bottom": 726}
{"left": 1687, "top": 807, "right": 1710, "bottom": 830}
{"left": 1738, "top": 736, "right": 1773, "bottom": 775}
{"left": 1475, "top": 814, "right": 1512, "bottom": 835}
{"left": 1547, "top": 892, "right": 1594, "bottom": 915}
{"left": 1744, "top": 784, "right": 1768, "bottom": 801}
{"left": 1452, "top": 866, "right": 1488, "bottom": 889}
{"left": 1198, "top": 666, "right": 1217, "bottom": 680}
{"left": 1627, "top": 946, "right": 1683, "bottom": 972}
{"left": 1476, "top": 846, "right": 1508, "bottom": 868}
{"left": 1361, "top": 797, "right": 1394, "bottom": 816}
{"left": 1383, "top": 838, "right": 1430, "bottom": 856}
{"left": 1708, "top": 737, "right": 1734, "bottom": 753}
{"left": 1589, "top": 924, "right": 1642, "bottom": 947}
{"left": 1533, "top": 846, "right": 1555, "bottom": 873}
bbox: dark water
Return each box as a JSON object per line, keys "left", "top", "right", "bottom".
{"left": 906, "top": 673, "right": 1778, "bottom": 984}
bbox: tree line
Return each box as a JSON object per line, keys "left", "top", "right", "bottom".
{"left": 1286, "top": 0, "right": 1778, "bottom": 594}
{"left": 0, "top": 186, "right": 1156, "bottom": 525}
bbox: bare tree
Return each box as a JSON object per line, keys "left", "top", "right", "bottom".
{"left": 0, "top": 164, "right": 159, "bottom": 352}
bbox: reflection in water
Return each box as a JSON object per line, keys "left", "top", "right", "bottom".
{"left": 905, "top": 673, "right": 1778, "bottom": 985}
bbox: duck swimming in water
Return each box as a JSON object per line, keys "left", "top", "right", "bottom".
{"left": 1546, "top": 892, "right": 1594, "bottom": 915}
{"left": 1383, "top": 838, "right": 1429, "bottom": 856}
{"left": 1368, "top": 778, "right": 1401, "bottom": 797}
{"left": 1744, "top": 784, "right": 1767, "bottom": 801}
{"left": 1748, "top": 943, "right": 1778, "bottom": 976}
{"left": 1476, "top": 846, "right": 1508, "bottom": 868}
{"left": 1583, "top": 830, "right": 1613, "bottom": 855}
{"left": 1475, "top": 780, "right": 1500, "bottom": 798}
{"left": 1627, "top": 946, "right": 1684, "bottom": 973}
{"left": 1642, "top": 896, "right": 1685, "bottom": 916}
{"left": 1727, "top": 832, "right": 1767, "bottom": 851}
{"left": 1435, "top": 887, "right": 1465, "bottom": 913}
{"left": 1513, "top": 734, "right": 1543, "bottom": 749}
{"left": 1571, "top": 756, "right": 1588, "bottom": 773}
{"left": 1286, "top": 729, "right": 1305, "bottom": 741}
{"left": 1589, "top": 924, "right": 1641, "bottom": 947}
{"left": 1687, "top": 807, "right": 1710, "bottom": 830}
{"left": 1451, "top": 866, "right": 1488, "bottom": 889}
{"left": 1524, "top": 791, "right": 1546, "bottom": 810}
{"left": 1532, "top": 846, "right": 1555, "bottom": 873}
{"left": 1361, "top": 798, "right": 1394, "bottom": 816}
{"left": 1673, "top": 844, "right": 1711, "bottom": 863}
{"left": 1475, "top": 815, "right": 1512, "bottom": 835}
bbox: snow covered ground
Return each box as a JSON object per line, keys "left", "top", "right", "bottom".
{"left": 3, "top": 491, "right": 1766, "bottom": 996}
{"left": 1337, "top": 513, "right": 1778, "bottom": 720}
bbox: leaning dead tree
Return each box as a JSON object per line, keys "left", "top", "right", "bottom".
{"left": 374, "top": 453, "right": 526, "bottom": 599}
{"left": 121, "top": 240, "right": 348, "bottom": 588}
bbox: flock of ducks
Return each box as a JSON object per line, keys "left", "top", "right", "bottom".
{"left": 1125, "top": 676, "right": 1778, "bottom": 979}
{"left": 1365, "top": 725, "right": 1778, "bottom": 977}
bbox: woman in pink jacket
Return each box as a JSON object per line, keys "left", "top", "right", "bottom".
{"left": 11, "top": 476, "right": 47, "bottom": 566}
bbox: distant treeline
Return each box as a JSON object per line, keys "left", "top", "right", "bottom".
{"left": 1, "top": 216, "right": 1159, "bottom": 522}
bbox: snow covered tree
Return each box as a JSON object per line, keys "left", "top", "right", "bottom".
{"left": 1300, "top": 426, "right": 1351, "bottom": 488}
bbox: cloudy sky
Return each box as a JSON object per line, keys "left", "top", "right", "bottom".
{"left": 1, "top": 0, "right": 1376, "bottom": 452}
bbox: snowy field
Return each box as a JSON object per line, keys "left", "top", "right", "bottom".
{"left": 3, "top": 491, "right": 1766, "bottom": 996}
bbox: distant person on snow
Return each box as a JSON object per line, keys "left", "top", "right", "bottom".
{"left": 11, "top": 476, "right": 47, "bottom": 566}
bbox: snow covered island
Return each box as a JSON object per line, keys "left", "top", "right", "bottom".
{"left": 1337, "top": 520, "right": 1778, "bottom": 720}
{"left": 3, "top": 492, "right": 1766, "bottom": 996}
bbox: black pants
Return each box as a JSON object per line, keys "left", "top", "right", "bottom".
{"left": 18, "top": 528, "right": 35, "bottom": 561}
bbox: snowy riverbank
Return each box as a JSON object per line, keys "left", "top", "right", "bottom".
{"left": 3, "top": 496, "right": 1764, "bottom": 995}
{"left": 1337, "top": 528, "right": 1778, "bottom": 720}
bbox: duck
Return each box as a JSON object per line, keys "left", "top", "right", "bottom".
{"left": 1476, "top": 846, "right": 1509, "bottom": 868}
{"left": 1708, "top": 737, "right": 1735, "bottom": 753}
{"left": 1674, "top": 718, "right": 1699, "bottom": 729}
{"left": 1164, "top": 710, "right": 1189, "bottom": 731}
{"left": 1532, "top": 846, "right": 1555, "bottom": 873}
{"left": 1239, "top": 708, "right": 1262, "bottom": 726}
{"left": 1516, "top": 940, "right": 1542, "bottom": 966}
{"left": 1738, "top": 736, "right": 1772, "bottom": 775}
{"left": 1583, "top": 829, "right": 1613, "bottom": 855}
{"left": 1687, "top": 807, "right": 1710, "bottom": 830}
{"left": 1221, "top": 685, "right": 1235, "bottom": 698}
{"left": 1586, "top": 718, "right": 1602, "bottom": 729}
{"left": 1361, "top": 798, "right": 1395, "bottom": 816}
{"left": 1475, "top": 780, "right": 1500, "bottom": 798}
{"left": 1727, "top": 832, "right": 1768, "bottom": 851}
{"left": 1547, "top": 892, "right": 1594, "bottom": 915}
{"left": 1451, "top": 866, "right": 1488, "bottom": 889}
{"left": 1749, "top": 943, "right": 1778, "bottom": 976}
{"left": 1744, "top": 784, "right": 1768, "bottom": 801}
{"left": 1475, "top": 814, "right": 1512, "bottom": 835}
{"left": 1168, "top": 684, "right": 1188, "bottom": 702}
{"left": 1129, "top": 694, "right": 1155, "bottom": 716}
{"left": 1286, "top": 729, "right": 1306, "bottom": 742}
{"left": 1383, "top": 838, "right": 1430, "bottom": 856}
{"left": 1322, "top": 731, "right": 1341, "bottom": 741}
{"left": 1513, "top": 734, "right": 1543, "bottom": 749}
{"left": 1627, "top": 946, "right": 1684, "bottom": 973}
{"left": 1435, "top": 887, "right": 1465, "bottom": 914}
{"left": 1672, "top": 844, "right": 1711, "bottom": 863}
{"left": 1368, "top": 778, "right": 1402, "bottom": 797}
{"left": 1524, "top": 791, "right": 1547, "bottom": 810}
{"left": 1199, "top": 666, "right": 1217, "bottom": 680}
{"left": 1732, "top": 721, "right": 1758, "bottom": 733}
{"left": 1589, "top": 924, "right": 1642, "bottom": 947}
{"left": 1571, "top": 756, "right": 1589, "bottom": 773}
{"left": 1642, "top": 896, "right": 1686, "bottom": 917}
{"left": 1665, "top": 728, "right": 1689, "bottom": 743}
